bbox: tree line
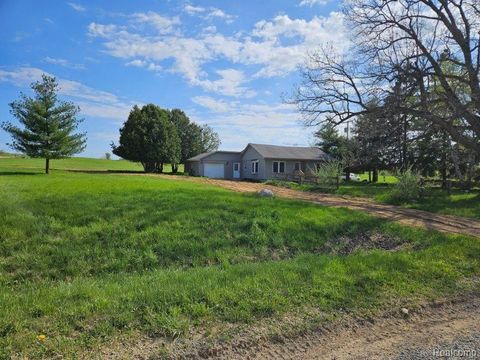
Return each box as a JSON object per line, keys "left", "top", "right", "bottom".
{"left": 112, "top": 104, "right": 220, "bottom": 173}
{"left": 1, "top": 75, "right": 219, "bottom": 174}
{"left": 294, "top": 0, "right": 479, "bottom": 188}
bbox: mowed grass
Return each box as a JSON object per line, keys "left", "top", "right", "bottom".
{"left": 0, "top": 163, "right": 479, "bottom": 358}
{"left": 0, "top": 155, "right": 183, "bottom": 173}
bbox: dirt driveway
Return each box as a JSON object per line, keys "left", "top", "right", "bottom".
{"left": 153, "top": 175, "right": 480, "bottom": 238}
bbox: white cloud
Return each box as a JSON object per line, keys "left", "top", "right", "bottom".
{"left": 205, "top": 8, "right": 236, "bottom": 23}
{"left": 125, "top": 59, "right": 162, "bottom": 72}
{"left": 0, "top": 67, "right": 136, "bottom": 122}
{"left": 125, "top": 59, "right": 146, "bottom": 67}
{"left": 184, "top": 4, "right": 205, "bottom": 15}
{"left": 131, "top": 11, "right": 180, "bottom": 34}
{"left": 190, "top": 97, "right": 311, "bottom": 150}
{"left": 299, "top": 0, "right": 330, "bottom": 6}
{"left": 43, "top": 57, "right": 85, "bottom": 70}
{"left": 192, "top": 96, "right": 231, "bottom": 113}
{"left": 193, "top": 69, "right": 256, "bottom": 98}
{"left": 67, "top": 2, "right": 85, "bottom": 12}
{"left": 184, "top": 4, "right": 236, "bottom": 23}
{"left": 87, "top": 11, "right": 347, "bottom": 97}
{"left": 88, "top": 9, "right": 349, "bottom": 97}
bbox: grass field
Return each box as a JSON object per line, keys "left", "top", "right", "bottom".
{"left": 1, "top": 159, "right": 479, "bottom": 358}
{"left": 0, "top": 155, "right": 183, "bottom": 173}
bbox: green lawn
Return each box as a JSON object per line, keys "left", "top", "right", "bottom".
{"left": 0, "top": 161, "right": 479, "bottom": 358}
{"left": 267, "top": 177, "right": 480, "bottom": 220}
{"left": 0, "top": 155, "right": 183, "bottom": 173}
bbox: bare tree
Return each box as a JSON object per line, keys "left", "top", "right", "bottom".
{"left": 293, "top": 0, "right": 480, "bottom": 153}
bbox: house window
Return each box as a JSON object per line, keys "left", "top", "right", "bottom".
{"left": 295, "top": 162, "right": 301, "bottom": 171}
{"left": 272, "top": 161, "right": 285, "bottom": 174}
{"left": 251, "top": 160, "right": 259, "bottom": 174}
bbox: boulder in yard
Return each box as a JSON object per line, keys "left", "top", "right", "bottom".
{"left": 258, "top": 189, "right": 275, "bottom": 197}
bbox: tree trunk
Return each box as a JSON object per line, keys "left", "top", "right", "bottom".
{"left": 402, "top": 115, "right": 408, "bottom": 171}
{"left": 440, "top": 160, "right": 447, "bottom": 190}
{"left": 45, "top": 158, "right": 50, "bottom": 174}
{"left": 441, "top": 134, "right": 448, "bottom": 190}
{"left": 345, "top": 169, "right": 350, "bottom": 181}
{"left": 368, "top": 170, "right": 371, "bottom": 182}
{"left": 172, "top": 164, "right": 178, "bottom": 173}
{"left": 372, "top": 168, "right": 378, "bottom": 183}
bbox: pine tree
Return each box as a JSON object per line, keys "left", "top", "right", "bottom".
{"left": 1, "top": 74, "right": 86, "bottom": 174}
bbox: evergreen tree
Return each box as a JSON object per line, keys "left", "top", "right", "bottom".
{"left": 1, "top": 74, "right": 86, "bottom": 174}
{"left": 112, "top": 104, "right": 180, "bottom": 173}
{"left": 169, "top": 109, "right": 203, "bottom": 173}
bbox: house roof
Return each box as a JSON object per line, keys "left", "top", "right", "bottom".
{"left": 186, "top": 144, "right": 329, "bottom": 162}
{"left": 186, "top": 151, "right": 240, "bottom": 162}
{"left": 247, "top": 143, "right": 329, "bottom": 161}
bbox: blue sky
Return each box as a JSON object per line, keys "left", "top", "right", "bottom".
{"left": 0, "top": 0, "right": 346, "bottom": 157}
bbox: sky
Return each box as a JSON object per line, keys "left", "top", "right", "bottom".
{"left": 0, "top": 0, "right": 347, "bottom": 157}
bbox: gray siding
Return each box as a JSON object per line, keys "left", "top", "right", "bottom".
{"left": 185, "top": 161, "right": 200, "bottom": 176}
{"left": 264, "top": 159, "right": 322, "bottom": 179}
{"left": 186, "top": 145, "right": 326, "bottom": 180}
{"left": 241, "top": 146, "right": 266, "bottom": 180}
{"left": 186, "top": 152, "right": 241, "bottom": 179}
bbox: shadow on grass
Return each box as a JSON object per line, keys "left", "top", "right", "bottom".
{"left": 65, "top": 169, "right": 186, "bottom": 176}
{"left": 0, "top": 171, "right": 41, "bottom": 176}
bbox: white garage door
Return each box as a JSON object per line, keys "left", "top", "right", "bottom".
{"left": 204, "top": 163, "right": 225, "bottom": 178}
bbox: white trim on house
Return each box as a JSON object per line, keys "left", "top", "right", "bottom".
{"left": 272, "top": 161, "right": 286, "bottom": 174}
{"left": 251, "top": 160, "right": 259, "bottom": 174}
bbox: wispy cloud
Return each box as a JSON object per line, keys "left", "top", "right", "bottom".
{"left": 192, "top": 96, "right": 231, "bottom": 113}
{"left": 0, "top": 67, "right": 135, "bottom": 122}
{"left": 43, "top": 57, "right": 85, "bottom": 70}
{"left": 183, "top": 4, "right": 236, "bottom": 23}
{"left": 299, "top": 0, "right": 330, "bottom": 6}
{"left": 190, "top": 96, "right": 312, "bottom": 150}
{"left": 184, "top": 4, "right": 205, "bottom": 15}
{"left": 67, "top": 2, "right": 85, "bottom": 12}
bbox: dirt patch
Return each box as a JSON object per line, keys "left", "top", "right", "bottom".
{"left": 94, "top": 293, "right": 480, "bottom": 360}
{"left": 317, "top": 232, "right": 408, "bottom": 255}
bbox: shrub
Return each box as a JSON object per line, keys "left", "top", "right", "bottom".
{"left": 314, "top": 160, "right": 343, "bottom": 190}
{"left": 387, "top": 168, "right": 424, "bottom": 203}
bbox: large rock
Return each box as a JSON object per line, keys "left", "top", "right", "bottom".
{"left": 258, "top": 189, "right": 275, "bottom": 197}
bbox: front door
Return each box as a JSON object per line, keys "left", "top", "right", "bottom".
{"left": 233, "top": 162, "right": 240, "bottom": 179}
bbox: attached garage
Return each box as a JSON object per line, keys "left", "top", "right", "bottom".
{"left": 203, "top": 163, "right": 225, "bottom": 179}
{"left": 185, "top": 151, "right": 242, "bottom": 179}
